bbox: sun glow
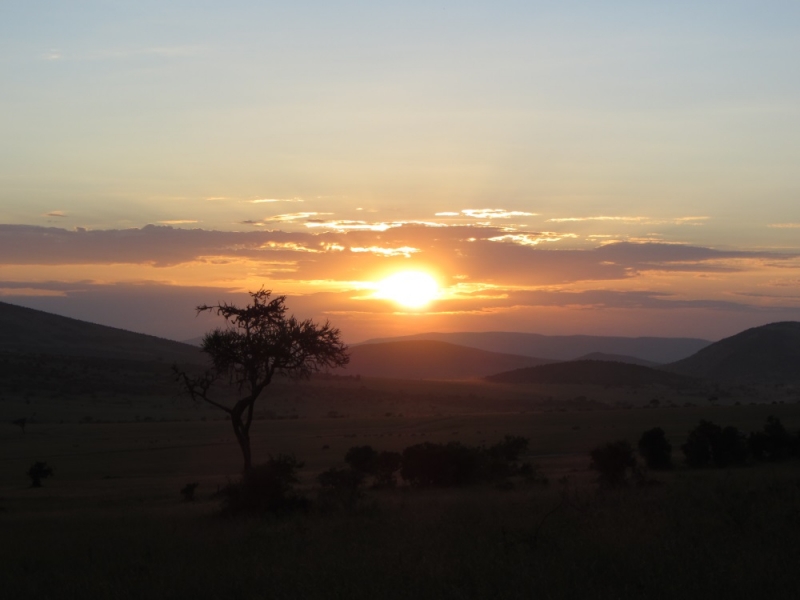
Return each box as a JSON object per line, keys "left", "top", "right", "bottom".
{"left": 375, "top": 271, "right": 439, "bottom": 309}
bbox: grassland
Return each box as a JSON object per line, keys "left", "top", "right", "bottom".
{"left": 3, "top": 377, "right": 800, "bottom": 599}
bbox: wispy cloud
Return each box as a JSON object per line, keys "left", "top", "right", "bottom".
{"left": 305, "top": 220, "right": 394, "bottom": 232}
{"left": 436, "top": 209, "right": 537, "bottom": 219}
{"left": 350, "top": 246, "right": 420, "bottom": 258}
{"left": 487, "top": 233, "right": 576, "bottom": 246}
{"left": 157, "top": 220, "right": 198, "bottom": 225}
{"left": 266, "top": 212, "right": 327, "bottom": 222}
{"left": 769, "top": 223, "right": 800, "bottom": 229}
{"left": 45, "top": 211, "right": 67, "bottom": 218}
{"left": 242, "top": 213, "right": 329, "bottom": 226}
{"left": 548, "top": 215, "right": 708, "bottom": 225}
{"left": 548, "top": 216, "right": 649, "bottom": 223}
{"left": 251, "top": 198, "right": 304, "bottom": 204}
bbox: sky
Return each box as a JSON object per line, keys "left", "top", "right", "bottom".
{"left": 1, "top": 1, "right": 800, "bottom": 343}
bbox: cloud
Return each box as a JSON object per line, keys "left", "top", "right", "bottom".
{"left": 350, "top": 246, "right": 420, "bottom": 258}
{"left": 266, "top": 212, "right": 329, "bottom": 222}
{"left": 436, "top": 209, "right": 537, "bottom": 219}
{"left": 487, "top": 233, "right": 577, "bottom": 246}
{"left": 769, "top": 223, "right": 800, "bottom": 229}
{"left": 0, "top": 224, "right": 795, "bottom": 293}
{"left": 548, "top": 216, "right": 709, "bottom": 225}
{"left": 157, "top": 220, "right": 199, "bottom": 225}
{"left": 250, "top": 198, "right": 304, "bottom": 204}
{"left": 304, "top": 220, "right": 395, "bottom": 232}
{"left": 45, "top": 211, "right": 67, "bottom": 218}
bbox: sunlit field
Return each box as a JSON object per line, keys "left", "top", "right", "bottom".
{"left": 3, "top": 379, "right": 800, "bottom": 599}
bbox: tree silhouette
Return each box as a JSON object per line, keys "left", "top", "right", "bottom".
{"left": 590, "top": 440, "right": 636, "bottom": 486}
{"left": 682, "top": 420, "right": 748, "bottom": 468}
{"left": 176, "top": 289, "right": 349, "bottom": 471}
{"left": 637, "top": 427, "right": 672, "bottom": 470}
{"left": 27, "top": 461, "right": 53, "bottom": 487}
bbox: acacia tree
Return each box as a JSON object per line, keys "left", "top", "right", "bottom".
{"left": 176, "top": 289, "right": 349, "bottom": 471}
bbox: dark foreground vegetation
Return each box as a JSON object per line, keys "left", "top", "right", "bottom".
{"left": 7, "top": 416, "right": 800, "bottom": 599}
{"left": 4, "top": 464, "right": 800, "bottom": 600}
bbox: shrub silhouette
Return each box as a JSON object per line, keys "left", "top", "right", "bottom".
{"left": 488, "top": 436, "right": 529, "bottom": 462}
{"left": 222, "top": 454, "right": 306, "bottom": 515}
{"left": 715, "top": 426, "right": 748, "bottom": 467}
{"left": 683, "top": 420, "right": 748, "bottom": 468}
{"left": 682, "top": 420, "right": 719, "bottom": 467}
{"left": 345, "top": 445, "right": 378, "bottom": 474}
{"left": 401, "top": 442, "right": 483, "bottom": 487}
{"left": 590, "top": 440, "right": 636, "bottom": 486}
{"left": 637, "top": 427, "right": 672, "bottom": 470}
{"left": 749, "top": 416, "right": 792, "bottom": 461}
{"left": 27, "top": 461, "right": 53, "bottom": 488}
{"left": 317, "top": 467, "right": 364, "bottom": 511}
{"left": 344, "top": 446, "right": 401, "bottom": 487}
{"left": 373, "top": 451, "right": 402, "bottom": 488}
{"left": 180, "top": 482, "right": 199, "bottom": 502}
{"left": 485, "top": 436, "right": 530, "bottom": 479}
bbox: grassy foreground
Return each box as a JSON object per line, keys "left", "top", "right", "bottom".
{"left": 4, "top": 464, "right": 800, "bottom": 599}
{"left": 4, "top": 403, "right": 800, "bottom": 599}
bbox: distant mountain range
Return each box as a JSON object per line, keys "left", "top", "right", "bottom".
{"left": 342, "top": 340, "right": 555, "bottom": 380}
{"left": 486, "top": 322, "right": 800, "bottom": 386}
{"left": 0, "top": 301, "right": 204, "bottom": 364}
{"left": 486, "top": 359, "right": 699, "bottom": 388}
{"left": 359, "top": 331, "right": 710, "bottom": 364}
{"left": 573, "top": 352, "right": 660, "bottom": 368}
{"left": 2, "top": 300, "right": 798, "bottom": 387}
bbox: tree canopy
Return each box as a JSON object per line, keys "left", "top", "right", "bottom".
{"left": 176, "top": 289, "right": 349, "bottom": 471}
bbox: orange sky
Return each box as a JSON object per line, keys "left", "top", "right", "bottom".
{"left": 2, "top": 3, "right": 800, "bottom": 341}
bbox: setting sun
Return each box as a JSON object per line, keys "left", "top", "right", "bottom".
{"left": 375, "top": 271, "right": 439, "bottom": 309}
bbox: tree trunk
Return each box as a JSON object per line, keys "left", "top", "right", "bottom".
{"left": 231, "top": 418, "right": 252, "bottom": 472}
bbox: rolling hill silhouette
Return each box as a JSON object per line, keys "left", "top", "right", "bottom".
{"left": 486, "top": 359, "right": 699, "bottom": 388}
{"left": 0, "top": 301, "right": 204, "bottom": 364}
{"left": 341, "top": 340, "right": 556, "bottom": 380}
{"left": 668, "top": 322, "right": 800, "bottom": 383}
{"left": 359, "top": 331, "right": 709, "bottom": 363}
{"left": 573, "top": 352, "right": 660, "bottom": 367}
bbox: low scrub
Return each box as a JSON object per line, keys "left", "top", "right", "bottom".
{"left": 222, "top": 455, "right": 307, "bottom": 515}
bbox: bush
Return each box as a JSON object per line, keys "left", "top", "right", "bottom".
{"left": 715, "top": 426, "right": 748, "bottom": 467}
{"left": 488, "top": 436, "right": 529, "bottom": 462}
{"left": 682, "top": 420, "right": 748, "bottom": 468}
{"left": 682, "top": 420, "right": 719, "bottom": 468}
{"left": 317, "top": 467, "right": 365, "bottom": 511}
{"left": 373, "top": 451, "right": 402, "bottom": 488}
{"left": 222, "top": 455, "right": 307, "bottom": 515}
{"left": 180, "top": 482, "right": 199, "bottom": 502}
{"left": 638, "top": 427, "right": 672, "bottom": 470}
{"left": 401, "top": 442, "right": 483, "bottom": 487}
{"left": 27, "top": 461, "right": 53, "bottom": 488}
{"left": 345, "top": 445, "right": 378, "bottom": 474}
{"left": 590, "top": 440, "right": 636, "bottom": 486}
{"left": 749, "top": 416, "right": 792, "bottom": 461}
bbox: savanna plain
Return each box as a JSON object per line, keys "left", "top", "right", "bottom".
{"left": 3, "top": 371, "right": 800, "bottom": 600}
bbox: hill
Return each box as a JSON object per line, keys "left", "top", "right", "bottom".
{"left": 574, "top": 352, "right": 660, "bottom": 367}
{"left": 0, "top": 301, "right": 204, "bottom": 364}
{"left": 340, "top": 340, "right": 555, "bottom": 380}
{"left": 669, "top": 322, "right": 800, "bottom": 383}
{"left": 486, "top": 359, "right": 699, "bottom": 388}
{"left": 359, "top": 331, "right": 710, "bottom": 364}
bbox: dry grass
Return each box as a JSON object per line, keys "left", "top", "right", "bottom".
{"left": 3, "top": 389, "right": 800, "bottom": 599}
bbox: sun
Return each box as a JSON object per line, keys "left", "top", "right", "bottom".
{"left": 375, "top": 271, "right": 439, "bottom": 309}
